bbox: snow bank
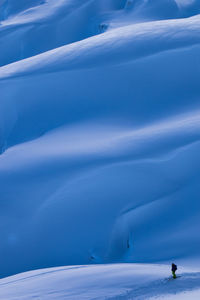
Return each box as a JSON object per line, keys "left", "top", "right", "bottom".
{"left": 1, "top": 14, "right": 200, "bottom": 79}
{"left": 0, "top": 0, "right": 200, "bottom": 279}
{"left": 0, "top": 264, "right": 200, "bottom": 300}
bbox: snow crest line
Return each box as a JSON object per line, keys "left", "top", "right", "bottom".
{"left": 0, "top": 15, "right": 200, "bottom": 79}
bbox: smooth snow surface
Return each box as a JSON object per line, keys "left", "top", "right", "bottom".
{"left": 0, "top": 264, "right": 200, "bottom": 300}
{"left": 0, "top": 0, "right": 200, "bottom": 282}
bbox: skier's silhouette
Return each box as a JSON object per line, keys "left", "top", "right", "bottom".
{"left": 171, "top": 263, "right": 177, "bottom": 278}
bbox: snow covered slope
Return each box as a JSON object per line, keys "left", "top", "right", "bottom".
{"left": 0, "top": 0, "right": 200, "bottom": 279}
{"left": 0, "top": 264, "right": 200, "bottom": 300}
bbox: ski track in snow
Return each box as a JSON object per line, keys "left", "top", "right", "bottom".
{"left": 110, "top": 272, "right": 200, "bottom": 299}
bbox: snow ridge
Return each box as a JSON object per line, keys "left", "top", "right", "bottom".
{"left": 0, "top": 0, "right": 200, "bottom": 285}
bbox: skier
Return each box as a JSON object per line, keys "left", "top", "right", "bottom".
{"left": 171, "top": 263, "right": 177, "bottom": 279}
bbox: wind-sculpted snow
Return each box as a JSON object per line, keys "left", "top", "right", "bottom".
{"left": 0, "top": 0, "right": 200, "bottom": 278}
{"left": 1, "top": 14, "right": 200, "bottom": 79}
{"left": 0, "top": 264, "right": 200, "bottom": 300}
{"left": 0, "top": 0, "right": 200, "bottom": 67}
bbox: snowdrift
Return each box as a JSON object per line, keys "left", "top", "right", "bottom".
{"left": 0, "top": 264, "right": 200, "bottom": 300}
{"left": 0, "top": 0, "right": 200, "bottom": 278}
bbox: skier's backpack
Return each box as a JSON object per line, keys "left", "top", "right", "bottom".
{"left": 172, "top": 263, "right": 177, "bottom": 271}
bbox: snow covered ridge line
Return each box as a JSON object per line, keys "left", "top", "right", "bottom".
{"left": 0, "top": 14, "right": 200, "bottom": 79}
{"left": 0, "top": 264, "right": 200, "bottom": 300}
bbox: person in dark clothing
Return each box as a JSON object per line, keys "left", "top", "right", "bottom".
{"left": 171, "top": 263, "right": 177, "bottom": 278}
